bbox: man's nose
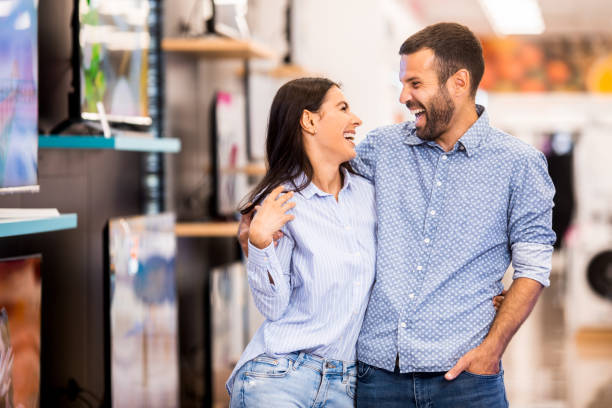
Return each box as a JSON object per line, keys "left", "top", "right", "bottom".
{"left": 399, "top": 87, "right": 411, "bottom": 104}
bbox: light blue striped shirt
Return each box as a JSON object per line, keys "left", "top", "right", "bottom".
{"left": 226, "top": 169, "right": 377, "bottom": 394}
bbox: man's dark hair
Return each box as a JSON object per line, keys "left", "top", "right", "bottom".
{"left": 399, "top": 22, "right": 484, "bottom": 97}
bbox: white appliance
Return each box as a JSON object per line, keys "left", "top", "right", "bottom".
{"left": 564, "top": 126, "right": 612, "bottom": 330}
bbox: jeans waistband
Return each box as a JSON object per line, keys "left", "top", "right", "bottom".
{"left": 285, "top": 351, "right": 356, "bottom": 379}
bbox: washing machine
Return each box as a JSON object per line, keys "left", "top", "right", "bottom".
{"left": 565, "top": 223, "right": 612, "bottom": 331}
{"left": 564, "top": 126, "right": 612, "bottom": 331}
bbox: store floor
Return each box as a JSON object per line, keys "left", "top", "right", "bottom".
{"left": 213, "top": 272, "right": 612, "bottom": 408}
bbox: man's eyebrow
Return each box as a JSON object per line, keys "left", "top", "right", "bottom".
{"left": 402, "top": 76, "right": 421, "bottom": 83}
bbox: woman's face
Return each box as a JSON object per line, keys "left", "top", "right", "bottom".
{"left": 306, "top": 86, "right": 362, "bottom": 164}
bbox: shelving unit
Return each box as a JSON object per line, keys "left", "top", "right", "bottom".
{"left": 0, "top": 214, "right": 78, "bottom": 238}
{"left": 39, "top": 135, "right": 181, "bottom": 153}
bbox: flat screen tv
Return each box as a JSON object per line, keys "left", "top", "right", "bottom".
{"left": 0, "top": 0, "right": 38, "bottom": 193}
{"left": 104, "top": 213, "right": 178, "bottom": 407}
{"left": 78, "top": 0, "right": 153, "bottom": 127}
{"left": 0, "top": 254, "right": 42, "bottom": 408}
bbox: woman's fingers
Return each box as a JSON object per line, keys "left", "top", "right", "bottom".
{"left": 268, "top": 185, "right": 285, "bottom": 201}
{"left": 277, "top": 190, "right": 294, "bottom": 205}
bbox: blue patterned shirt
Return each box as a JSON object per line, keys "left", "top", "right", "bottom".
{"left": 226, "top": 169, "right": 377, "bottom": 393}
{"left": 351, "top": 105, "right": 556, "bottom": 373}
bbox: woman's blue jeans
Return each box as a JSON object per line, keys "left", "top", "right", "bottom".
{"left": 230, "top": 352, "right": 357, "bottom": 407}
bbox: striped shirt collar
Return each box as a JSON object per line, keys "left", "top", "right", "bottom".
{"left": 295, "top": 167, "right": 354, "bottom": 200}
{"left": 403, "top": 104, "right": 488, "bottom": 157}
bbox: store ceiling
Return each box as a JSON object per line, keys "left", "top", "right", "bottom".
{"left": 409, "top": 0, "right": 612, "bottom": 35}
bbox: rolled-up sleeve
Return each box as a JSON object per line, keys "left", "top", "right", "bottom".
{"left": 247, "top": 232, "right": 294, "bottom": 321}
{"left": 508, "top": 150, "right": 556, "bottom": 287}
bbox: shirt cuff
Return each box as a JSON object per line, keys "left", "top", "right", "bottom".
{"left": 511, "top": 242, "right": 553, "bottom": 287}
{"left": 247, "top": 239, "right": 275, "bottom": 266}
{"left": 247, "top": 240, "right": 281, "bottom": 295}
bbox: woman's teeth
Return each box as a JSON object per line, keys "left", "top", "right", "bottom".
{"left": 343, "top": 133, "right": 355, "bottom": 141}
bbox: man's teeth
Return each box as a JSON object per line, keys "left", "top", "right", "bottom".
{"left": 411, "top": 109, "right": 425, "bottom": 115}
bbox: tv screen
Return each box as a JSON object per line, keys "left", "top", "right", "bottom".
{"left": 0, "top": 0, "right": 38, "bottom": 193}
{"left": 79, "top": 0, "right": 152, "bottom": 127}
{"left": 105, "top": 213, "right": 178, "bottom": 407}
{"left": 0, "top": 254, "right": 42, "bottom": 408}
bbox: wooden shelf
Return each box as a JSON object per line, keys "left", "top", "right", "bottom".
{"left": 39, "top": 135, "right": 181, "bottom": 153}
{"left": 220, "top": 163, "right": 266, "bottom": 176}
{"left": 175, "top": 222, "right": 240, "bottom": 238}
{"left": 162, "top": 36, "right": 277, "bottom": 59}
{"left": 0, "top": 214, "right": 78, "bottom": 238}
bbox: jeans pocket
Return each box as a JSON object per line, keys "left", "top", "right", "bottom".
{"left": 357, "top": 361, "right": 371, "bottom": 379}
{"left": 346, "top": 374, "right": 357, "bottom": 400}
{"left": 463, "top": 369, "right": 503, "bottom": 380}
{"left": 245, "top": 355, "right": 292, "bottom": 378}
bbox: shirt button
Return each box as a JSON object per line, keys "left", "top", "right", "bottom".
{"left": 459, "top": 145, "right": 465, "bottom": 151}
{"left": 442, "top": 155, "right": 448, "bottom": 160}
{"left": 436, "top": 181, "right": 442, "bottom": 187}
{"left": 409, "top": 293, "right": 415, "bottom": 299}
{"left": 430, "top": 210, "right": 436, "bottom": 215}
{"left": 424, "top": 238, "right": 430, "bottom": 244}
{"left": 417, "top": 265, "right": 423, "bottom": 271}
{"left": 345, "top": 225, "right": 351, "bottom": 231}
{"left": 400, "top": 322, "right": 407, "bottom": 328}
{"left": 354, "top": 281, "right": 361, "bottom": 286}
{"left": 354, "top": 252, "right": 360, "bottom": 257}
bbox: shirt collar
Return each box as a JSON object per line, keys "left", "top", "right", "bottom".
{"left": 295, "top": 167, "right": 354, "bottom": 200}
{"left": 403, "top": 104, "right": 489, "bottom": 157}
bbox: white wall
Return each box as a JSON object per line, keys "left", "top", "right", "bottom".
{"left": 248, "top": 0, "right": 423, "bottom": 141}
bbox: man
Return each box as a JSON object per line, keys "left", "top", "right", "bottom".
{"left": 239, "top": 22, "right": 555, "bottom": 407}
{"left": 350, "top": 23, "right": 555, "bottom": 406}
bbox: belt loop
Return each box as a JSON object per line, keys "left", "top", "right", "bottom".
{"left": 342, "top": 361, "right": 348, "bottom": 384}
{"left": 294, "top": 351, "right": 305, "bottom": 370}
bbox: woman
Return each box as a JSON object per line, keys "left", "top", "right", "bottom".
{"left": 228, "top": 77, "right": 371, "bottom": 407}
{"left": 228, "top": 78, "right": 502, "bottom": 407}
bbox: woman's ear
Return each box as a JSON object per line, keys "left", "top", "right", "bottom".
{"left": 300, "top": 109, "right": 317, "bottom": 135}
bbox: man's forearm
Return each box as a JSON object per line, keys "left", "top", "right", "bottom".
{"left": 480, "top": 277, "right": 544, "bottom": 359}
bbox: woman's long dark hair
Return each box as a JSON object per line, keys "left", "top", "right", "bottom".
{"left": 239, "top": 77, "right": 357, "bottom": 215}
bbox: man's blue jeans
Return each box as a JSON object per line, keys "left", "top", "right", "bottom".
{"left": 356, "top": 361, "right": 509, "bottom": 407}
{"left": 230, "top": 352, "right": 357, "bottom": 407}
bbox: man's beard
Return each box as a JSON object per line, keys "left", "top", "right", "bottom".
{"left": 409, "top": 86, "right": 455, "bottom": 142}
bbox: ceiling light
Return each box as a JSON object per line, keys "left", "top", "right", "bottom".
{"left": 479, "top": 0, "right": 545, "bottom": 35}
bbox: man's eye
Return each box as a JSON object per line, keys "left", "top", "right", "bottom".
{"left": 412, "top": 82, "right": 420, "bottom": 88}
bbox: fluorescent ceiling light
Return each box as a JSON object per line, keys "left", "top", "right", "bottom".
{"left": 479, "top": 0, "right": 545, "bottom": 35}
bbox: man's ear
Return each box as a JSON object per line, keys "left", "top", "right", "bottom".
{"left": 300, "top": 109, "right": 317, "bottom": 135}
{"left": 450, "top": 69, "right": 470, "bottom": 97}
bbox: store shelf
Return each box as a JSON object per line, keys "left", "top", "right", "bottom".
{"left": 0, "top": 214, "right": 78, "bottom": 238}
{"left": 162, "top": 36, "right": 276, "bottom": 59}
{"left": 175, "top": 222, "right": 239, "bottom": 238}
{"left": 39, "top": 135, "right": 181, "bottom": 153}
{"left": 221, "top": 163, "right": 266, "bottom": 176}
